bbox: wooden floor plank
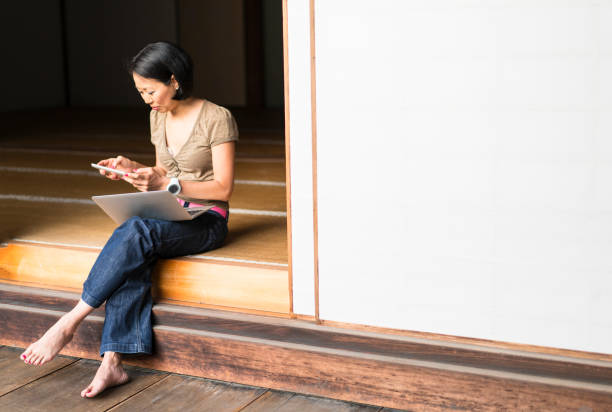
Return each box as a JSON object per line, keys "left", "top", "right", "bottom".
{"left": 232, "top": 184, "right": 286, "bottom": 211}
{"left": 242, "top": 392, "right": 381, "bottom": 412}
{"left": 0, "top": 145, "right": 282, "bottom": 164}
{"left": 0, "top": 151, "right": 154, "bottom": 170}
{"left": 0, "top": 359, "right": 168, "bottom": 412}
{"left": 0, "top": 146, "right": 156, "bottom": 163}
{"left": 235, "top": 161, "right": 285, "bottom": 182}
{"left": 0, "top": 344, "right": 397, "bottom": 412}
{"left": 221, "top": 214, "right": 288, "bottom": 264}
{"left": 0, "top": 128, "right": 284, "bottom": 157}
{"left": 0, "top": 346, "right": 77, "bottom": 397}
{"left": 282, "top": 395, "right": 382, "bottom": 412}
{"left": 0, "top": 200, "right": 288, "bottom": 264}
{"left": 236, "top": 142, "right": 284, "bottom": 158}
{"left": 108, "top": 374, "right": 267, "bottom": 412}
{"left": 0, "top": 134, "right": 153, "bottom": 154}
{"left": 0, "top": 125, "right": 289, "bottom": 281}
{"left": 239, "top": 390, "right": 294, "bottom": 411}
{"left": 0, "top": 152, "right": 286, "bottom": 182}
{"left": 0, "top": 171, "right": 286, "bottom": 211}
{"left": 0, "top": 200, "right": 112, "bottom": 246}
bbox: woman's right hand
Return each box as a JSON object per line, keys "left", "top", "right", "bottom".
{"left": 96, "top": 156, "right": 134, "bottom": 180}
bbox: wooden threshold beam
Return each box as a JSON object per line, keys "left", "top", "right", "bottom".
{"left": 1, "top": 284, "right": 611, "bottom": 411}
{"left": 0, "top": 242, "right": 289, "bottom": 314}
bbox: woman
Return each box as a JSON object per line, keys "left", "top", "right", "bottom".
{"left": 19, "top": 42, "right": 238, "bottom": 398}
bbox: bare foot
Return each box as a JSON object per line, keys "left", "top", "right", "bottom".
{"left": 20, "top": 315, "right": 76, "bottom": 366}
{"left": 81, "top": 355, "right": 130, "bottom": 398}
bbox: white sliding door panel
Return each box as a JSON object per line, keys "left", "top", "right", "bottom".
{"left": 314, "top": 0, "right": 612, "bottom": 353}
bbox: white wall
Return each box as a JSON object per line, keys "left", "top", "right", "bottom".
{"left": 297, "top": 0, "right": 612, "bottom": 353}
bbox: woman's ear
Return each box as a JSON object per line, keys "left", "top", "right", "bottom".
{"left": 170, "top": 74, "right": 179, "bottom": 90}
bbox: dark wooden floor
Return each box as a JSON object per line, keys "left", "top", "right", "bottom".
{"left": 0, "top": 346, "right": 404, "bottom": 412}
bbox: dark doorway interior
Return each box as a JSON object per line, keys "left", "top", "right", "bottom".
{"left": 0, "top": 0, "right": 284, "bottom": 132}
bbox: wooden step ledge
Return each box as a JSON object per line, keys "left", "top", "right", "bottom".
{"left": 0, "top": 242, "right": 289, "bottom": 314}
{"left": 1, "top": 284, "right": 611, "bottom": 411}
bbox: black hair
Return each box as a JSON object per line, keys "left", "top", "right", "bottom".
{"left": 128, "top": 42, "right": 193, "bottom": 100}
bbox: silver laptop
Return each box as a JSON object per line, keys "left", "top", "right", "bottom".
{"left": 92, "top": 190, "right": 209, "bottom": 224}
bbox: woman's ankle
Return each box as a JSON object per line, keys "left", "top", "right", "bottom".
{"left": 102, "top": 351, "right": 123, "bottom": 366}
{"left": 55, "top": 312, "right": 80, "bottom": 333}
{"left": 62, "top": 299, "right": 95, "bottom": 328}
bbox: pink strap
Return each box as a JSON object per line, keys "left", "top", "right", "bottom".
{"left": 176, "top": 198, "right": 228, "bottom": 219}
{"left": 210, "top": 206, "right": 228, "bottom": 219}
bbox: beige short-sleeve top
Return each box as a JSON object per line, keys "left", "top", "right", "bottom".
{"left": 150, "top": 99, "right": 239, "bottom": 210}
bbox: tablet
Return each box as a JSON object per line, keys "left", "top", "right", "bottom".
{"left": 91, "top": 163, "right": 128, "bottom": 176}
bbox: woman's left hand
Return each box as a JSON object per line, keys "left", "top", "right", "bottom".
{"left": 123, "top": 167, "right": 168, "bottom": 192}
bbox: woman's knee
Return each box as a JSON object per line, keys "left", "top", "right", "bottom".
{"left": 112, "top": 216, "right": 156, "bottom": 247}
{"left": 117, "top": 216, "right": 149, "bottom": 236}
{"left": 120, "top": 215, "right": 145, "bottom": 229}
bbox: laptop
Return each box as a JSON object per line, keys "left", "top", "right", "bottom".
{"left": 92, "top": 190, "right": 209, "bottom": 224}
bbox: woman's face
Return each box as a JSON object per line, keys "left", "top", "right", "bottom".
{"left": 132, "top": 72, "right": 179, "bottom": 113}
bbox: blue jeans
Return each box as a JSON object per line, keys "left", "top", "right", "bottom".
{"left": 81, "top": 210, "right": 228, "bottom": 356}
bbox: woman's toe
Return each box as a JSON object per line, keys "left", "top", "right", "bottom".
{"left": 85, "top": 385, "right": 100, "bottom": 398}
{"left": 21, "top": 349, "right": 32, "bottom": 363}
{"left": 81, "top": 386, "right": 92, "bottom": 398}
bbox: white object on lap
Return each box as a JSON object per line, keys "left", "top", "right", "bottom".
{"left": 91, "top": 163, "right": 128, "bottom": 176}
{"left": 92, "top": 190, "right": 210, "bottom": 224}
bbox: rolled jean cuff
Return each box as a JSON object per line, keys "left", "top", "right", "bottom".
{"left": 81, "top": 289, "right": 104, "bottom": 308}
{"left": 100, "top": 342, "right": 153, "bottom": 357}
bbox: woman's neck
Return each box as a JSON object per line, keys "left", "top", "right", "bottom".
{"left": 167, "top": 97, "right": 198, "bottom": 118}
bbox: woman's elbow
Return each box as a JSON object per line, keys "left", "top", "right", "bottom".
{"left": 220, "top": 183, "right": 234, "bottom": 202}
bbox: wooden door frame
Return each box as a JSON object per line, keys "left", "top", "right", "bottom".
{"left": 281, "top": 0, "right": 294, "bottom": 315}
{"left": 282, "top": 0, "right": 320, "bottom": 321}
